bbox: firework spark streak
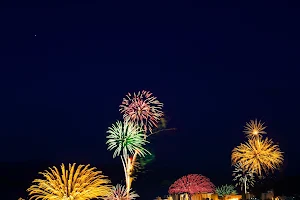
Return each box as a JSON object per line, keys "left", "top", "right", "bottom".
{"left": 232, "top": 137, "right": 284, "bottom": 176}
{"left": 119, "top": 90, "right": 164, "bottom": 133}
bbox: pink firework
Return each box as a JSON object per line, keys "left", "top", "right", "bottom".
{"left": 168, "top": 174, "right": 215, "bottom": 195}
{"left": 105, "top": 184, "right": 139, "bottom": 200}
{"left": 119, "top": 90, "right": 163, "bottom": 133}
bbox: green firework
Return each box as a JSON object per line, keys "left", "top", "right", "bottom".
{"left": 106, "top": 119, "right": 150, "bottom": 158}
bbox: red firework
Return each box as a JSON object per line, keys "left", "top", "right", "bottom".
{"left": 168, "top": 174, "right": 215, "bottom": 195}
{"left": 119, "top": 90, "right": 163, "bottom": 133}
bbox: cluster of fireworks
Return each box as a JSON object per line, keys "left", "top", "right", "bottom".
{"left": 231, "top": 119, "right": 284, "bottom": 195}
{"left": 106, "top": 90, "right": 165, "bottom": 199}
{"left": 19, "top": 92, "right": 285, "bottom": 200}
{"left": 23, "top": 90, "right": 165, "bottom": 200}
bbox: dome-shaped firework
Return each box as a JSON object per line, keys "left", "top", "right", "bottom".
{"left": 168, "top": 174, "right": 215, "bottom": 195}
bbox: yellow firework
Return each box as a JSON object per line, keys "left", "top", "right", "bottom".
{"left": 27, "top": 163, "right": 112, "bottom": 200}
{"left": 231, "top": 137, "right": 283, "bottom": 176}
{"left": 244, "top": 119, "right": 267, "bottom": 138}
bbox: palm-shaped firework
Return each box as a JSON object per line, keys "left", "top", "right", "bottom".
{"left": 232, "top": 162, "right": 255, "bottom": 194}
{"left": 105, "top": 184, "right": 139, "bottom": 200}
{"left": 106, "top": 119, "right": 150, "bottom": 198}
{"left": 106, "top": 119, "right": 150, "bottom": 158}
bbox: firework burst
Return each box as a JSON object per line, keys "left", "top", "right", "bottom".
{"left": 232, "top": 162, "right": 255, "bottom": 193}
{"left": 244, "top": 119, "right": 267, "bottom": 139}
{"left": 232, "top": 137, "right": 283, "bottom": 176}
{"left": 216, "top": 185, "right": 237, "bottom": 197}
{"left": 168, "top": 174, "right": 215, "bottom": 195}
{"left": 106, "top": 119, "right": 150, "bottom": 158}
{"left": 119, "top": 90, "right": 164, "bottom": 133}
{"left": 27, "top": 163, "right": 111, "bottom": 200}
{"left": 105, "top": 184, "right": 139, "bottom": 200}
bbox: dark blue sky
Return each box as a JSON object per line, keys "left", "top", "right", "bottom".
{"left": 0, "top": 0, "right": 299, "bottom": 188}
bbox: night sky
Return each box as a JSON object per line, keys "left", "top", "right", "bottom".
{"left": 1, "top": 1, "right": 299, "bottom": 199}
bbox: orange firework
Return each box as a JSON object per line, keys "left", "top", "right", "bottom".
{"left": 232, "top": 137, "right": 283, "bottom": 176}
{"left": 244, "top": 119, "right": 267, "bottom": 139}
{"left": 27, "top": 163, "right": 111, "bottom": 200}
